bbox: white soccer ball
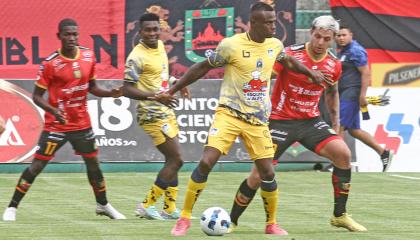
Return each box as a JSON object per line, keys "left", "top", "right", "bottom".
{"left": 200, "top": 207, "right": 231, "bottom": 236}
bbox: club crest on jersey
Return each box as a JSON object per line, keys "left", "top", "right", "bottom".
{"left": 267, "top": 49, "right": 274, "bottom": 58}
{"left": 72, "top": 62, "right": 81, "bottom": 79}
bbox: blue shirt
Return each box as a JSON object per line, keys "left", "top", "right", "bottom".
{"left": 337, "top": 40, "right": 368, "bottom": 101}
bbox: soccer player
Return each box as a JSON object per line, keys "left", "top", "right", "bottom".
{"left": 2, "top": 19, "right": 126, "bottom": 221}
{"left": 335, "top": 25, "right": 393, "bottom": 172}
{"left": 228, "top": 16, "right": 367, "bottom": 233}
{"left": 122, "top": 13, "right": 188, "bottom": 220}
{"left": 167, "top": 3, "right": 328, "bottom": 236}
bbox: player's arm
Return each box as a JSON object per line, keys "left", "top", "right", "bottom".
{"left": 167, "top": 60, "right": 214, "bottom": 95}
{"left": 324, "top": 84, "right": 340, "bottom": 132}
{"left": 276, "top": 52, "right": 333, "bottom": 86}
{"left": 122, "top": 81, "right": 178, "bottom": 108}
{"left": 89, "top": 80, "right": 122, "bottom": 98}
{"left": 357, "top": 65, "right": 370, "bottom": 107}
{"left": 32, "top": 85, "right": 66, "bottom": 124}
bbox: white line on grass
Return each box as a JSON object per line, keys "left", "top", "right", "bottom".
{"left": 390, "top": 174, "right": 420, "bottom": 180}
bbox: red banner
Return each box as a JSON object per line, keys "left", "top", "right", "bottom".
{"left": 0, "top": 0, "right": 125, "bottom": 79}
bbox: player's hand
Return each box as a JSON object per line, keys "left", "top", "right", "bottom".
{"left": 110, "top": 87, "right": 123, "bottom": 98}
{"left": 52, "top": 108, "right": 67, "bottom": 124}
{"left": 149, "top": 91, "right": 178, "bottom": 108}
{"left": 308, "top": 70, "right": 334, "bottom": 87}
{"left": 359, "top": 95, "right": 368, "bottom": 107}
{"left": 180, "top": 87, "right": 191, "bottom": 99}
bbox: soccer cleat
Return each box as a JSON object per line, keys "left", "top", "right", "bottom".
{"left": 2, "top": 207, "right": 17, "bottom": 221}
{"left": 160, "top": 208, "right": 180, "bottom": 220}
{"left": 171, "top": 217, "right": 191, "bottom": 236}
{"left": 330, "top": 213, "right": 367, "bottom": 232}
{"left": 380, "top": 150, "right": 393, "bottom": 172}
{"left": 265, "top": 224, "right": 289, "bottom": 235}
{"left": 226, "top": 223, "right": 237, "bottom": 233}
{"left": 135, "top": 203, "right": 164, "bottom": 220}
{"left": 96, "top": 203, "right": 126, "bottom": 220}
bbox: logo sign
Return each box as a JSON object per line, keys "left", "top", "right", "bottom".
{"left": 383, "top": 64, "right": 420, "bottom": 86}
{"left": 0, "top": 80, "right": 44, "bottom": 162}
{"left": 184, "top": 7, "right": 234, "bottom": 63}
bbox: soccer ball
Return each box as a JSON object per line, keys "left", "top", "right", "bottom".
{"left": 200, "top": 207, "right": 231, "bottom": 236}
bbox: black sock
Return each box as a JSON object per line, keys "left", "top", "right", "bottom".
{"left": 9, "top": 168, "right": 36, "bottom": 208}
{"left": 332, "top": 167, "right": 351, "bottom": 217}
{"left": 230, "top": 179, "right": 257, "bottom": 225}
{"left": 87, "top": 170, "right": 108, "bottom": 205}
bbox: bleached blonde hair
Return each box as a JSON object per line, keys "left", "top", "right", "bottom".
{"left": 311, "top": 15, "right": 339, "bottom": 34}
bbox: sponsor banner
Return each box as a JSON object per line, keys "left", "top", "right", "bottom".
{"left": 371, "top": 63, "right": 420, "bottom": 87}
{"left": 1, "top": 79, "right": 328, "bottom": 164}
{"left": 0, "top": 0, "right": 126, "bottom": 80}
{"left": 354, "top": 88, "right": 420, "bottom": 172}
{"left": 125, "top": 0, "right": 296, "bottom": 79}
{"left": 0, "top": 0, "right": 296, "bottom": 80}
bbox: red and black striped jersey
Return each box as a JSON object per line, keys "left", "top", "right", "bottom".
{"left": 36, "top": 46, "right": 96, "bottom": 132}
{"left": 271, "top": 43, "right": 342, "bottom": 120}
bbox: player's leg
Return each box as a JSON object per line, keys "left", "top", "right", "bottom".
{"left": 242, "top": 122, "right": 288, "bottom": 235}
{"left": 229, "top": 119, "right": 295, "bottom": 230}
{"left": 3, "top": 131, "right": 66, "bottom": 221}
{"left": 253, "top": 158, "right": 287, "bottom": 235}
{"left": 137, "top": 117, "right": 182, "bottom": 220}
{"left": 171, "top": 146, "right": 222, "bottom": 236}
{"left": 341, "top": 99, "right": 392, "bottom": 171}
{"left": 156, "top": 136, "right": 183, "bottom": 219}
{"left": 70, "top": 129, "right": 125, "bottom": 220}
{"left": 172, "top": 109, "right": 238, "bottom": 236}
{"left": 301, "top": 117, "right": 366, "bottom": 231}
{"left": 348, "top": 129, "right": 392, "bottom": 171}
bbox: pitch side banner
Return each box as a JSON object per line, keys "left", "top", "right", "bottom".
{"left": 330, "top": 0, "right": 420, "bottom": 88}
{"left": 354, "top": 88, "right": 420, "bottom": 172}
{"left": 0, "top": 0, "right": 296, "bottom": 80}
{"left": 1, "top": 79, "right": 329, "bottom": 164}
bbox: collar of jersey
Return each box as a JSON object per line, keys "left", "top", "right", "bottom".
{"left": 245, "top": 32, "right": 265, "bottom": 44}
{"left": 58, "top": 47, "right": 80, "bottom": 61}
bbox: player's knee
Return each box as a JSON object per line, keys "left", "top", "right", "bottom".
{"left": 167, "top": 156, "right": 183, "bottom": 170}
{"left": 259, "top": 171, "right": 275, "bottom": 182}
{"left": 198, "top": 158, "right": 214, "bottom": 175}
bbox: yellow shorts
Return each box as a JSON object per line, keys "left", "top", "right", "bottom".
{"left": 141, "top": 115, "right": 179, "bottom": 146}
{"left": 206, "top": 108, "right": 274, "bottom": 160}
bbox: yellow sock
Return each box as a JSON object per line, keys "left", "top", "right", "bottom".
{"left": 260, "top": 188, "right": 279, "bottom": 224}
{"left": 143, "top": 184, "right": 165, "bottom": 208}
{"left": 180, "top": 178, "right": 206, "bottom": 219}
{"left": 164, "top": 186, "right": 178, "bottom": 213}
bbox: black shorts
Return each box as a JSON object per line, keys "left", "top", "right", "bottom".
{"left": 269, "top": 117, "right": 340, "bottom": 160}
{"left": 34, "top": 128, "right": 98, "bottom": 161}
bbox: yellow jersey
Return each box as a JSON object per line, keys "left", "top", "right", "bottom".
{"left": 208, "top": 32, "right": 283, "bottom": 125}
{"left": 124, "top": 40, "right": 175, "bottom": 125}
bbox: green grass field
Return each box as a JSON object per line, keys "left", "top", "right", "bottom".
{"left": 0, "top": 172, "right": 419, "bottom": 240}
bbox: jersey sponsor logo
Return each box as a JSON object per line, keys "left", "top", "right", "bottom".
{"left": 61, "top": 83, "right": 89, "bottom": 94}
{"left": 242, "top": 50, "right": 250, "bottom": 58}
{"left": 0, "top": 80, "right": 43, "bottom": 162}
{"left": 184, "top": 7, "right": 234, "bottom": 63}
